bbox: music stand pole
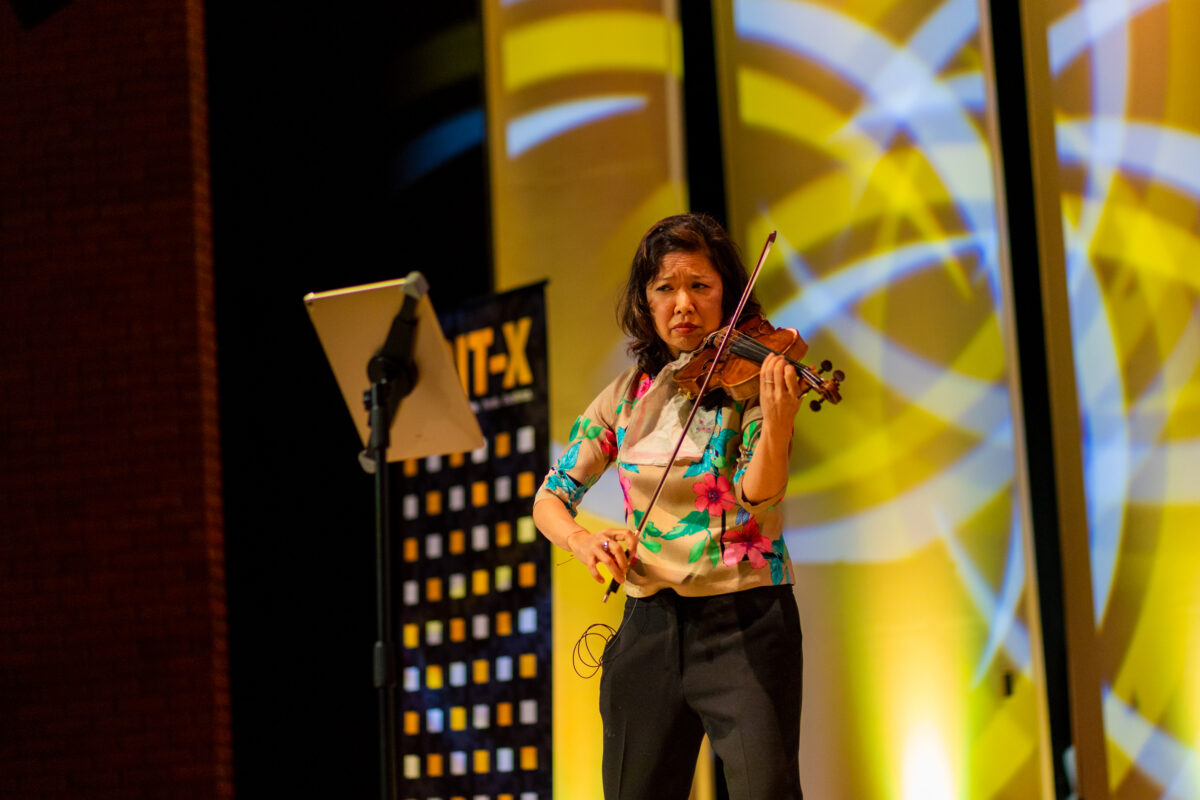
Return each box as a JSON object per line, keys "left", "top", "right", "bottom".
{"left": 363, "top": 280, "right": 422, "bottom": 800}
{"left": 305, "top": 270, "right": 483, "bottom": 800}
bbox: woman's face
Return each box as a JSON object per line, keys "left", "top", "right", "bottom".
{"left": 646, "top": 250, "right": 725, "bottom": 357}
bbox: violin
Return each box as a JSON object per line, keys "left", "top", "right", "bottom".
{"left": 673, "top": 314, "right": 844, "bottom": 411}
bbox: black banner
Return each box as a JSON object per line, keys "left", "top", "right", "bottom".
{"left": 392, "top": 283, "right": 551, "bottom": 800}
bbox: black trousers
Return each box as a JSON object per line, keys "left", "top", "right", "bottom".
{"left": 599, "top": 585, "right": 804, "bottom": 800}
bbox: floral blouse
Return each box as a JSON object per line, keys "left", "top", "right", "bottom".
{"left": 535, "top": 360, "right": 795, "bottom": 598}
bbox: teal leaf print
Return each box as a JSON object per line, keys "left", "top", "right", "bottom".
{"left": 664, "top": 509, "right": 710, "bottom": 540}
{"left": 558, "top": 440, "right": 581, "bottom": 471}
{"left": 769, "top": 539, "right": 788, "bottom": 585}
{"left": 687, "top": 535, "right": 709, "bottom": 564}
{"left": 642, "top": 538, "right": 662, "bottom": 553}
{"left": 683, "top": 409, "right": 733, "bottom": 476}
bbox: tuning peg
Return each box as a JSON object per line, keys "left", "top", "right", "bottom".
{"left": 809, "top": 398, "right": 823, "bottom": 412}
{"left": 833, "top": 369, "right": 845, "bottom": 382}
{"left": 819, "top": 359, "right": 832, "bottom": 373}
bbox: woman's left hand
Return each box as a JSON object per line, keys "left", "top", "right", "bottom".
{"left": 758, "top": 353, "right": 802, "bottom": 435}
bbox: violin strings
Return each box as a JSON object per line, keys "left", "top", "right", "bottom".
{"left": 722, "top": 328, "right": 821, "bottom": 388}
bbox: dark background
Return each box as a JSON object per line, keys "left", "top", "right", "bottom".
{"left": 205, "top": 3, "right": 491, "bottom": 795}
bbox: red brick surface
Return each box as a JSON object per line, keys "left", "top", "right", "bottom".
{"left": 0, "top": 1, "right": 231, "bottom": 797}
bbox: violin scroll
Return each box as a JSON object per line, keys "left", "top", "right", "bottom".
{"left": 805, "top": 359, "right": 844, "bottom": 412}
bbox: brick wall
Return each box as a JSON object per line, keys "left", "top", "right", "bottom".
{"left": 0, "top": 0, "right": 231, "bottom": 797}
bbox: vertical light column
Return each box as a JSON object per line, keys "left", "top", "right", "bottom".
{"left": 712, "top": 1, "right": 1050, "bottom": 796}
{"left": 483, "top": 0, "right": 688, "bottom": 443}
{"left": 481, "top": 4, "right": 690, "bottom": 799}
{"left": 1034, "top": 0, "right": 1200, "bottom": 796}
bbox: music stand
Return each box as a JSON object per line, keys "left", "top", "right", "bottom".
{"left": 305, "top": 272, "right": 483, "bottom": 800}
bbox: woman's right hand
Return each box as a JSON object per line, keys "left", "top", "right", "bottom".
{"left": 566, "top": 528, "right": 638, "bottom": 584}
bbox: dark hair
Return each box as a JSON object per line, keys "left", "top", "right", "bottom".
{"left": 617, "top": 212, "right": 761, "bottom": 376}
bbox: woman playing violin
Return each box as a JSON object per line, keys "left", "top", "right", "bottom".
{"left": 533, "top": 212, "right": 805, "bottom": 799}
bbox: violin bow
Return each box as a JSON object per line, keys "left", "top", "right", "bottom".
{"left": 603, "top": 230, "right": 776, "bottom": 602}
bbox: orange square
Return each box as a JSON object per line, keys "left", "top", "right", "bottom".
{"left": 520, "top": 746, "right": 538, "bottom": 770}
{"left": 517, "top": 471, "right": 535, "bottom": 497}
{"left": 473, "top": 659, "right": 489, "bottom": 684}
{"left": 426, "top": 577, "right": 442, "bottom": 602}
{"left": 402, "top": 624, "right": 419, "bottom": 649}
{"left": 472, "top": 569, "right": 489, "bottom": 595}
{"left": 494, "top": 432, "right": 511, "bottom": 457}
{"left": 449, "top": 451, "right": 464, "bottom": 467}
{"left": 425, "top": 490, "right": 442, "bottom": 515}
{"left": 426, "top": 753, "right": 443, "bottom": 777}
{"left": 449, "top": 617, "right": 466, "bottom": 642}
{"left": 403, "top": 458, "right": 418, "bottom": 477}
{"left": 426, "top": 665, "right": 443, "bottom": 689}
{"left": 471, "top": 481, "right": 488, "bottom": 506}
{"left": 518, "top": 562, "right": 536, "bottom": 587}
{"left": 496, "top": 611, "right": 512, "bottom": 636}
{"left": 474, "top": 749, "right": 490, "bottom": 773}
{"left": 496, "top": 702, "right": 513, "bottom": 726}
{"left": 495, "top": 521, "right": 512, "bottom": 547}
{"left": 448, "top": 529, "right": 465, "bottom": 554}
{"left": 450, "top": 706, "right": 466, "bottom": 730}
{"left": 519, "top": 653, "right": 537, "bottom": 678}
{"left": 403, "top": 710, "right": 419, "bottom": 735}
{"left": 402, "top": 537, "right": 419, "bottom": 562}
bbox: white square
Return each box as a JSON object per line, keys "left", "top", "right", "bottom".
{"left": 495, "top": 656, "right": 513, "bottom": 681}
{"left": 494, "top": 475, "right": 512, "bottom": 502}
{"left": 472, "top": 704, "right": 490, "bottom": 729}
{"left": 520, "top": 699, "right": 538, "bottom": 725}
{"left": 449, "top": 573, "right": 466, "bottom": 599}
{"left": 425, "top": 620, "right": 443, "bottom": 645}
{"left": 403, "top": 666, "right": 421, "bottom": 692}
{"left": 450, "top": 751, "right": 467, "bottom": 775}
{"left": 449, "top": 661, "right": 467, "bottom": 687}
{"left": 403, "top": 581, "right": 419, "bottom": 606}
{"left": 403, "top": 754, "right": 421, "bottom": 779}
{"left": 426, "top": 708, "right": 444, "bottom": 733}
{"left": 472, "top": 524, "right": 489, "bottom": 551}
{"left": 425, "top": 533, "right": 443, "bottom": 559}
{"left": 472, "top": 614, "right": 489, "bottom": 639}
{"left": 425, "top": 453, "right": 442, "bottom": 472}
{"left": 518, "top": 607, "right": 537, "bottom": 633}
{"left": 471, "top": 440, "right": 489, "bottom": 463}
{"left": 520, "top": 794, "right": 538, "bottom": 800}
{"left": 449, "top": 485, "right": 465, "bottom": 511}
{"left": 497, "top": 747, "right": 514, "bottom": 772}
{"left": 403, "top": 494, "right": 419, "bottom": 520}
{"left": 516, "top": 425, "right": 535, "bottom": 453}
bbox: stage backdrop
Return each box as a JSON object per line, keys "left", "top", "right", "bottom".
{"left": 485, "top": 1, "right": 1057, "bottom": 798}
{"left": 1039, "top": 0, "right": 1200, "bottom": 795}
{"left": 710, "top": 0, "right": 1050, "bottom": 796}
{"left": 482, "top": 2, "right": 698, "bottom": 798}
{"left": 393, "top": 283, "right": 552, "bottom": 800}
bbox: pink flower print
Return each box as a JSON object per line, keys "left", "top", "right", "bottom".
{"left": 722, "top": 518, "right": 771, "bottom": 568}
{"left": 634, "top": 373, "right": 654, "bottom": 399}
{"left": 599, "top": 428, "right": 618, "bottom": 460}
{"left": 692, "top": 473, "right": 736, "bottom": 516}
{"left": 618, "top": 468, "right": 634, "bottom": 517}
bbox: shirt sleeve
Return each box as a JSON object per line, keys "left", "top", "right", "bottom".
{"left": 731, "top": 398, "right": 787, "bottom": 517}
{"left": 533, "top": 368, "right": 632, "bottom": 517}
